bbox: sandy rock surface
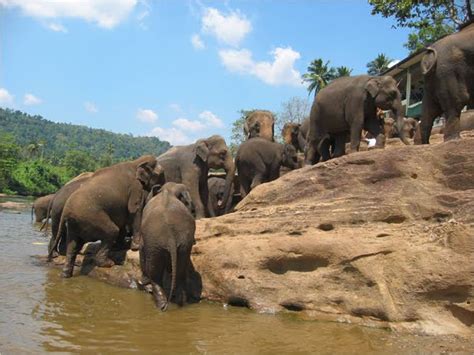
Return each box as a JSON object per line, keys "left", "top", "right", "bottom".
{"left": 43, "top": 132, "right": 474, "bottom": 338}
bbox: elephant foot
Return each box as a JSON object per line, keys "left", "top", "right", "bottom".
{"left": 152, "top": 283, "right": 168, "bottom": 311}
{"left": 444, "top": 134, "right": 461, "bottom": 142}
{"left": 95, "top": 257, "right": 115, "bottom": 268}
{"left": 61, "top": 268, "right": 73, "bottom": 278}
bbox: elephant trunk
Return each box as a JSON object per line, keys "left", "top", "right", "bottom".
{"left": 393, "top": 101, "right": 410, "bottom": 145}
{"left": 221, "top": 155, "right": 236, "bottom": 213}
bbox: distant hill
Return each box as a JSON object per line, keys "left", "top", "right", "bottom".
{"left": 0, "top": 108, "right": 171, "bottom": 160}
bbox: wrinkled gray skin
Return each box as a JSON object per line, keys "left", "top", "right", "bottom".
{"left": 236, "top": 138, "right": 299, "bottom": 198}
{"left": 139, "top": 182, "right": 196, "bottom": 311}
{"left": 50, "top": 156, "right": 164, "bottom": 278}
{"left": 32, "top": 194, "right": 55, "bottom": 223}
{"left": 45, "top": 174, "right": 92, "bottom": 258}
{"left": 244, "top": 110, "right": 275, "bottom": 141}
{"left": 207, "top": 177, "right": 234, "bottom": 216}
{"left": 156, "top": 135, "right": 235, "bottom": 219}
{"left": 419, "top": 24, "right": 474, "bottom": 143}
{"left": 414, "top": 110, "right": 474, "bottom": 144}
{"left": 305, "top": 75, "right": 407, "bottom": 165}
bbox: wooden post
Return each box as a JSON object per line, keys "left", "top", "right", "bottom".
{"left": 405, "top": 68, "right": 411, "bottom": 116}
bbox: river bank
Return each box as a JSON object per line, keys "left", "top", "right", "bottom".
{"left": 40, "top": 134, "right": 474, "bottom": 346}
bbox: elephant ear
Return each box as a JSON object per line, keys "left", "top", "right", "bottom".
{"left": 421, "top": 47, "right": 437, "bottom": 75}
{"left": 136, "top": 161, "right": 153, "bottom": 188}
{"left": 194, "top": 140, "right": 209, "bottom": 162}
{"left": 365, "top": 78, "right": 380, "bottom": 98}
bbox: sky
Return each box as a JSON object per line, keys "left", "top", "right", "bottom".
{"left": 0, "top": 0, "right": 412, "bottom": 146}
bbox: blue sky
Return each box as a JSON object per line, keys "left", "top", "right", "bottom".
{"left": 0, "top": 0, "right": 411, "bottom": 145}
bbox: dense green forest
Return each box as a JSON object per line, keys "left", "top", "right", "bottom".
{"left": 0, "top": 108, "right": 170, "bottom": 196}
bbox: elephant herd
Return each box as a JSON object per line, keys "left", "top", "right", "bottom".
{"left": 32, "top": 25, "right": 473, "bottom": 311}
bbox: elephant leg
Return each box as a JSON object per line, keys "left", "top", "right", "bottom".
{"left": 332, "top": 134, "right": 346, "bottom": 158}
{"left": 138, "top": 246, "right": 151, "bottom": 286}
{"left": 305, "top": 137, "right": 321, "bottom": 165}
{"left": 349, "top": 120, "right": 363, "bottom": 153}
{"left": 94, "top": 215, "right": 120, "bottom": 268}
{"left": 239, "top": 179, "right": 250, "bottom": 198}
{"left": 175, "top": 250, "right": 190, "bottom": 307}
{"left": 420, "top": 91, "right": 442, "bottom": 144}
{"left": 318, "top": 135, "right": 332, "bottom": 161}
{"left": 183, "top": 171, "right": 206, "bottom": 219}
{"left": 443, "top": 108, "right": 463, "bottom": 141}
{"left": 151, "top": 281, "right": 168, "bottom": 311}
{"left": 149, "top": 251, "right": 168, "bottom": 310}
{"left": 62, "top": 233, "right": 84, "bottom": 278}
{"left": 250, "top": 174, "right": 264, "bottom": 190}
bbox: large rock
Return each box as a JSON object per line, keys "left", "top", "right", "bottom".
{"left": 194, "top": 132, "right": 474, "bottom": 337}
{"left": 44, "top": 132, "right": 474, "bottom": 338}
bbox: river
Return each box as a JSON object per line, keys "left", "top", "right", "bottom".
{"left": 0, "top": 201, "right": 464, "bottom": 353}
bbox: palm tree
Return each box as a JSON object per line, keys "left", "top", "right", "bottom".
{"left": 334, "top": 66, "right": 353, "bottom": 78}
{"left": 366, "top": 53, "right": 393, "bottom": 76}
{"left": 301, "top": 59, "right": 336, "bottom": 96}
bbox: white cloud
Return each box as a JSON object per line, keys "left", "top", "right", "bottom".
{"left": 173, "top": 118, "right": 206, "bottom": 131}
{"left": 0, "top": 88, "right": 14, "bottom": 105}
{"left": 84, "top": 101, "right": 98, "bottom": 113}
{"left": 191, "top": 33, "right": 205, "bottom": 50}
{"left": 219, "top": 47, "right": 302, "bottom": 87}
{"left": 23, "top": 93, "right": 42, "bottom": 105}
{"left": 199, "top": 110, "right": 224, "bottom": 128}
{"left": 136, "top": 108, "right": 157, "bottom": 123}
{"left": 0, "top": 0, "right": 138, "bottom": 29}
{"left": 48, "top": 22, "right": 68, "bottom": 33}
{"left": 169, "top": 103, "right": 183, "bottom": 113}
{"left": 201, "top": 7, "right": 251, "bottom": 47}
{"left": 148, "top": 126, "right": 191, "bottom": 145}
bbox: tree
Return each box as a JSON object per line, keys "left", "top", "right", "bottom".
{"left": 334, "top": 66, "right": 353, "bottom": 78}
{"left": 0, "top": 132, "right": 20, "bottom": 193}
{"left": 369, "top": 0, "right": 473, "bottom": 53}
{"left": 367, "top": 53, "right": 393, "bottom": 75}
{"left": 302, "top": 59, "right": 336, "bottom": 96}
{"left": 276, "top": 97, "right": 310, "bottom": 138}
{"left": 229, "top": 110, "right": 255, "bottom": 156}
{"left": 62, "top": 150, "right": 98, "bottom": 177}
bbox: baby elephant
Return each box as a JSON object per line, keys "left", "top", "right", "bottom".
{"left": 208, "top": 177, "right": 234, "bottom": 216}
{"left": 236, "top": 137, "right": 299, "bottom": 198}
{"left": 140, "top": 182, "right": 196, "bottom": 311}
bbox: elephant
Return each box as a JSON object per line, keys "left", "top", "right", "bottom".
{"left": 243, "top": 110, "right": 275, "bottom": 141}
{"left": 139, "top": 182, "right": 196, "bottom": 311}
{"left": 31, "top": 194, "right": 55, "bottom": 223}
{"left": 414, "top": 110, "right": 474, "bottom": 144}
{"left": 208, "top": 177, "right": 234, "bottom": 216}
{"left": 236, "top": 137, "right": 299, "bottom": 197}
{"left": 419, "top": 24, "right": 474, "bottom": 143}
{"left": 305, "top": 75, "right": 408, "bottom": 165}
{"left": 383, "top": 116, "right": 418, "bottom": 139}
{"left": 44, "top": 173, "right": 93, "bottom": 258}
{"left": 49, "top": 155, "right": 164, "bottom": 278}
{"left": 156, "top": 135, "right": 235, "bottom": 219}
{"left": 282, "top": 121, "right": 307, "bottom": 153}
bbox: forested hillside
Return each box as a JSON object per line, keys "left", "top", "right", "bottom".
{"left": 0, "top": 108, "right": 170, "bottom": 161}
{"left": 0, "top": 108, "right": 170, "bottom": 196}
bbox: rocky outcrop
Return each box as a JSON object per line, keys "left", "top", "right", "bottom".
{"left": 43, "top": 132, "right": 474, "bottom": 337}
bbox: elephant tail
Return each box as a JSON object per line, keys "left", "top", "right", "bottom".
{"left": 421, "top": 47, "right": 437, "bottom": 75}
{"left": 40, "top": 198, "right": 53, "bottom": 234}
{"left": 167, "top": 237, "right": 178, "bottom": 310}
{"left": 48, "top": 207, "right": 66, "bottom": 261}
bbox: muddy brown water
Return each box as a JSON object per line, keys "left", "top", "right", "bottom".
{"left": 0, "top": 201, "right": 467, "bottom": 353}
